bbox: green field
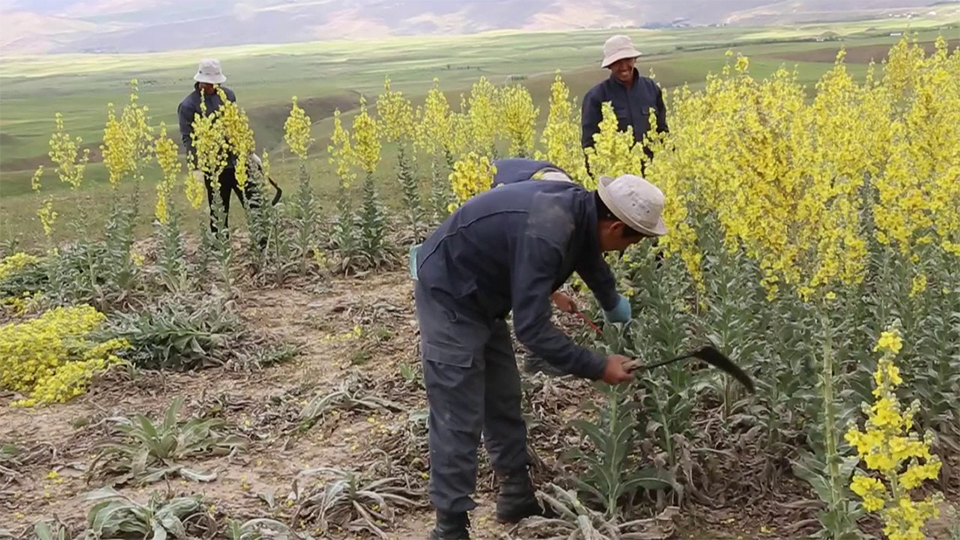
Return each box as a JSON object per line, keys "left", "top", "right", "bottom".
{"left": 0, "top": 12, "right": 957, "bottom": 246}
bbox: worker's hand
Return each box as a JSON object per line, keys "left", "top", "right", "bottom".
{"left": 601, "top": 355, "right": 635, "bottom": 385}
{"left": 551, "top": 291, "right": 577, "bottom": 314}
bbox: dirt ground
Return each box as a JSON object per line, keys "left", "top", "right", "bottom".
{"left": 1, "top": 272, "right": 956, "bottom": 539}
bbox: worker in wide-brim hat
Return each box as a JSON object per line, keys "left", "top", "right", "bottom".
{"left": 581, "top": 35, "right": 669, "bottom": 161}
{"left": 409, "top": 157, "right": 667, "bottom": 540}
{"left": 177, "top": 59, "right": 265, "bottom": 236}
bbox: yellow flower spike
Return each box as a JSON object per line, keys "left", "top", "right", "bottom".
{"left": 376, "top": 76, "right": 416, "bottom": 144}
{"left": 449, "top": 153, "right": 496, "bottom": 206}
{"left": 48, "top": 113, "right": 89, "bottom": 190}
{"left": 155, "top": 123, "right": 182, "bottom": 223}
{"left": 415, "top": 78, "right": 453, "bottom": 157}
{"left": 537, "top": 71, "right": 589, "bottom": 183}
{"left": 847, "top": 324, "right": 944, "bottom": 538}
{"left": 584, "top": 102, "right": 641, "bottom": 190}
{"left": 284, "top": 96, "right": 314, "bottom": 160}
{"left": 352, "top": 96, "right": 381, "bottom": 174}
{"left": 499, "top": 84, "right": 539, "bottom": 158}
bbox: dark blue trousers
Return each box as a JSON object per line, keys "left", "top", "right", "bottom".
{"left": 415, "top": 281, "right": 530, "bottom": 513}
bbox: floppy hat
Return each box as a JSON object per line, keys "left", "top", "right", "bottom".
{"left": 194, "top": 58, "right": 226, "bottom": 84}
{"left": 597, "top": 174, "right": 667, "bottom": 236}
{"left": 601, "top": 35, "right": 641, "bottom": 68}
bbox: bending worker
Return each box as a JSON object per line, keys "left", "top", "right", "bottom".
{"left": 410, "top": 158, "right": 668, "bottom": 539}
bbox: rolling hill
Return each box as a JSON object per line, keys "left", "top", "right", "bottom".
{"left": 0, "top": 0, "right": 952, "bottom": 54}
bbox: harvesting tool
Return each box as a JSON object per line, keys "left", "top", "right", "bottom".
{"left": 573, "top": 309, "right": 755, "bottom": 394}
{"left": 624, "top": 346, "right": 755, "bottom": 394}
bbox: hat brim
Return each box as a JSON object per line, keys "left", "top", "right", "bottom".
{"left": 194, "top": 73, "right": 227, "bottom": 84}
{"left": 597, "top": 175, "right": 667, "bottom": 237}
{"left": 601, "top": 48, "right": 641, "bottom": 69}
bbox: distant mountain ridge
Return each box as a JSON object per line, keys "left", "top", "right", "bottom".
{"left": 0, "top": 0, "right": 952, "bottom": 54}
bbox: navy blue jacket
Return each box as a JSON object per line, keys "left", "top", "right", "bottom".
{"left": 416, "top": 159, "right": 619, "bottom": 379}
{"left": 177, "top": 85, "right": 238, "bottom": 167}
{"left": 581, "top": 69, "right": 668, "bottom": 150}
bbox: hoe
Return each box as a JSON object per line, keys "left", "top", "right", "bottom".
{"left": 574, "top": 310, "right": 755, "bottom": 393}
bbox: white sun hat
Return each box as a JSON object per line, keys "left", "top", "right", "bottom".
{"left": 194, "top": 58, "right": 226, "bottom": 84}
{"left": 597, "top": 174, "right": 667, "bottom": 236}
{"left": 601, "top": 35, "right": 642, "bottom": 68}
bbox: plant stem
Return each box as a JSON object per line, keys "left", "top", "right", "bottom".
{"left": 819, "top": 306, "right": 843, "bottom": 539}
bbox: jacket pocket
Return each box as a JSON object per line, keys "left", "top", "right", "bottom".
{"left": 422, "top": 341, "right": 474, "bottom": 368}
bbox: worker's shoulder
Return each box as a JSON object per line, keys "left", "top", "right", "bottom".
{"left": 582, "top": 79, "right": 607, "bottom": 103}
{"left": 635, "top": 75, "right": 662, "bottom": 92}
{"left": 178, "top": 90, "right": 199, "bottom": 111}
{"left": 220, "top": 86, "right": 237, "bottom": 101}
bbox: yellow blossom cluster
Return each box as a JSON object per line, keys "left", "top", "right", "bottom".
{"left": 376, "top": 77, "right": 416, "bottom": 144}
{"left": 190, "top": 97, "right": 229, "bottom": 187}
{"left": 537, "top": 71, "right": 588, "bottom": 184}
{"left": 328, "top": 110, "right": 356, "bottom": 189}
{"left": 284, "top": 96, "right": 314, "bottom": 160}
{"left": 101, "top": 80, "right": 154, "bottom": 188}
{"left": 499, "top": 84, "right": 539, "bottom": 158}
{"left": 873, "top": 37, "right": 960, "bottom": 258}
{"left": 463, "top": 77, "right": 501, "bottom": 155}
{"left": 352, "top": 96, "right": 382, "bottom": 175}
{"left": 48, "top": 113, "right": 90, "bottom": 190}
{"left": 217, "top": 88, "right": 256, "bottom": 188}
{"left": 449, "top": 152, "right": 495, "bottom": 209}
{"left": 0, "top": 253, "right": 41, "bottom": 281}
{"left": 154, "top": 123, "right": 182, "bottom": 224}
{"left": 645, "top": 51, "right": 880, "bottom": 301}
{"left": 31, "top": 166, "right": 58, "bottom": 238}
{"left": 0, "top": 305, "right": 128, "bottom": 407}
{"left": 845, "top": 327, "right": 942, "bottom": 540}
{"left": 584, "top": 102, "right": 642, "bottom": 190}
{"left": 1, "top": 292, "right": 41, "bottom": 316}
{"left": 415, "top": 79, "right": 453, "bottom": 157}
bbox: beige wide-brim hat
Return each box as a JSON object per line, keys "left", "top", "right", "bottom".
{"left": 597, "top": 174, "right": 668, "bottom": 236}
{"left": 601, "top": 35, "right": 642, "bottom": 68}
{"left": 194, "top": 58, "right": 227, "bottom": 84}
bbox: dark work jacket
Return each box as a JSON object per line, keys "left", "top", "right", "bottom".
{"left": 415, "top": 159, "right": 619, "bottom": 379}
{"left": 581, "top": 69, "right": 668, "bottom": 151}
{"left": 177, "top": 85, "right": 238, "bottom": 168}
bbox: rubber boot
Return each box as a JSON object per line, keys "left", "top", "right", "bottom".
{"left": 495, "top": 469, "right": 543, "bottom": 524}
{"left": 427, "top": 510, "right": 470, "bottom": 540}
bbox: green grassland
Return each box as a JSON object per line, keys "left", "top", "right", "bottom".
{"left": 0, "top": 12, "right": 957, "bottom": 246}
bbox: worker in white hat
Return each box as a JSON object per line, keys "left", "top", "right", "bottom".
{"left": 177, "top": 58, "right": 263, "bottom": 234}
{"left": 410, "top": 169, "right": 666, "bottom": 539}
{"left": 581, "top": 35, "right": 668, "bottom": 163}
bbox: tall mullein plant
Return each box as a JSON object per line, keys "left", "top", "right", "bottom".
{"left": 377, "top": 77, "right": 424, "bottom": 242}
{"left": 101, "top": 80, "right": 154, "bottom": 295}
{"left": 46, "top": 112, "right": 94, "bottom": 300}
{"left": 352, "top": 96, "right": 387, "bottom": 269}
{"left": 416, "top": 79, "right": 455, "bottom": 226}
{"left": 328, "top": 110, "right": 359, "bottom": 272}
{"left": 190, "top": 93, "right": 231, "bottom": 287}
{"left": 153, "top": 123, "right": 188, "bottom": 293}
{"left": 284, "top": 96, "right": 318, "bottom": 275}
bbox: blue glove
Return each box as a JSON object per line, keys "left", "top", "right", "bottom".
{"left": 604, "top": 294, "right": 631, "bottom": 323}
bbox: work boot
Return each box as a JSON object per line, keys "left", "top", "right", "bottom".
{"left": 522, "top": 354, "right": 565, "bottom": 377}
{"left": 428, "top": 510, "right": 470, "bottom": 540}
{"left": 496, "top": 469, "right": 543, "bottom": 523}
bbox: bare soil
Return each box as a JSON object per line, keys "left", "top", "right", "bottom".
{"left": 1, "top": 272, "right": 957, "bottom": 539}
